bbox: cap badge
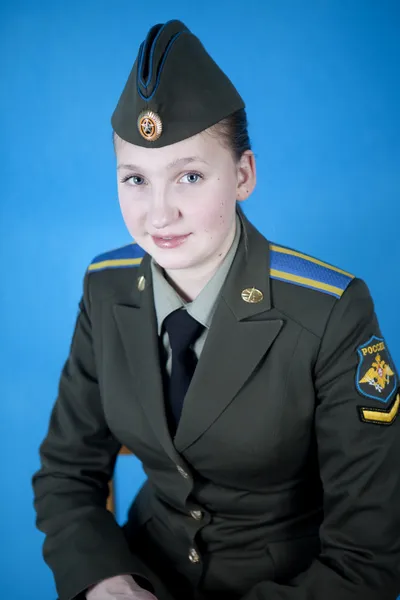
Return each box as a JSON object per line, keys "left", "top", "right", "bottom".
{"left": 137, "top": 110, "right": 163, "bottom": 141}
{"left": 241, "top": 287, "right": 264, "bottom": 303}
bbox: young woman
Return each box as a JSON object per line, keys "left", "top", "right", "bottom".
{"left": 33, "top": 19, "right": 400, "bottom": 600}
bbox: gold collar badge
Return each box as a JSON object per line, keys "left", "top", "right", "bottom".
{"left": 241, "top": 287, "right": 264, "bottom": 303}
{"left": 137, "top": 110, "right": 163, "bottom": 141}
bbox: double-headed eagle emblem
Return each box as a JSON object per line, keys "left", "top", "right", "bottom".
{"left": 359, "top": 354, "right": 394, "bottom": 393}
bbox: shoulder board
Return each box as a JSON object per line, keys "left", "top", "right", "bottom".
{"left": 88, "top": 242, "right": 145, "bottom": 273}
{"left": 269, "top": 244, "right": 355, "bottom": 299}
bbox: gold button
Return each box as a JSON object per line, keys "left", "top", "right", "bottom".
{"left": 188, "top": 548, "right": 200, "bottom": 563}
{"left": 177, "top": 465, "right": 189, "bottom": 479}
{"left": 190, "top": 510, "right": 203, "bottom": 521}
{"left": 241, "top": 287, "right": 264, "bottom": 303}
{"left": 137, "top": 275, "right": 146, "bottom": 291}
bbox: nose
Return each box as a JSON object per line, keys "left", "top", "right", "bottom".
{"left": 147, "top": 188, "right": 179, "bottom": 230}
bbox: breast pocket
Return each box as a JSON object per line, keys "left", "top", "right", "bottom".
{"left": 266, "top": 535, "right": 320, "bottom": 583}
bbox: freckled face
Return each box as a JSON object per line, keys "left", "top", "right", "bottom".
{"left": 115, "top": 131, "right": 240, "bottom": 275}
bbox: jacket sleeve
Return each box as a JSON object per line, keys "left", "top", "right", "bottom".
{"left": 242, "top": 278, "right": 400, "bottom": 600}
{"left": 32, "top": 271, "right": 153, "bottom": 600}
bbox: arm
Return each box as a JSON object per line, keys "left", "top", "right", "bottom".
{"left": 242, "top": 278, "right": 400, "bottom": 600}
{"left": 32, "top": 271, "right": 154, "bottom": 600}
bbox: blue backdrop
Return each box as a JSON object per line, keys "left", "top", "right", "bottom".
{"left": 1, "top": 1, "right": 399, "bottom": 598}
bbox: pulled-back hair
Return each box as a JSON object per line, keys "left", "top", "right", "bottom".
{"left": 206, "top": 108, "right": 252, "bottom": 163}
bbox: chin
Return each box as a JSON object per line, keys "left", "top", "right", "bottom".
{"left": 152, "top": 253, "right": 197, "bottom": 271}
{"left": 146, "top": 238, "right": 196, "bottom": 269}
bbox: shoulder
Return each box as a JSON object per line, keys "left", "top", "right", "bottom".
{"left": 269, "top": 241, "right": 358, "bottom": 336}
{"left": 87, "top": 242, "right": 146, "bottom": 273}
{"left": 84, "top": 242, "right": 147, "bottom": 302}
{"left": 269, "top": 242, "right": 355, "bottom": 300}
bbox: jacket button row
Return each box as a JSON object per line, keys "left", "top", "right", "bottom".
{"left": 188, "top": 548, "right": 200, "bottom": 563}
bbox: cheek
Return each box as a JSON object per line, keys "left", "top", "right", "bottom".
{"left": 193, "top": 187, "right": 235, "bottom": 232}
{"left": 118, "top": 191, "right": 145, "bottom": 232}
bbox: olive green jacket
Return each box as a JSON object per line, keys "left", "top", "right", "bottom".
{"left": 33, "top": 214, "right": 400, "bottom": 600}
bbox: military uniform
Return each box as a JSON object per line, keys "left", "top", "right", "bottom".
{"left": 32, "top": 18, "right": 400, "bottom": 600}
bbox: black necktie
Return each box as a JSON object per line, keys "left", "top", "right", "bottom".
{"left": 163, "top": 309, "right": 204, "bottom": 431}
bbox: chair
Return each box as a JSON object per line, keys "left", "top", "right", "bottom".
{"left": 107, "top": 445, "right": 132, "bottom": 514}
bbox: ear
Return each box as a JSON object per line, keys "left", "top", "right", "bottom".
{"left": 236, "top": 150, "right": 257, "bottom": 202}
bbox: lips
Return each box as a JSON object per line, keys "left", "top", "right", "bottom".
{"left": 152, "top": 234, "right": 187, "bottom": 239}
{"left": 151, "top": 233, "right": 191, "bottom": 249}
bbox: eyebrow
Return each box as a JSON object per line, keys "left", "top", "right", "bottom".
{"left": 117, "top": 156, "right": 210, "bottom": 171}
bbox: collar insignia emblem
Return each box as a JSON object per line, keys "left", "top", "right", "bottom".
{"left": 241, "top": 287, "right": 264, "bottom": 304}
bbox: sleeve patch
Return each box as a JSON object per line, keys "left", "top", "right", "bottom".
{"left": 356, "top": 336, "right": 397, "bottom": 403}
{"left": 358, "top": 393, "right": 399, "bottom": 426}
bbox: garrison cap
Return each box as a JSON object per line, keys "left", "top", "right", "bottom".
{"left": 111, "top": 19, "right": 245, "bottom": 148}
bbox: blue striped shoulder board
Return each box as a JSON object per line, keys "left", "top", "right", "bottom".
{"left": 269, "top": 243, "right": 354, "bottom": 299}
{"left": 88, "top": 241, "right": 354, "bottom": 299}
{"left": 88, "top": 243, "right": 145, "bottom": 273}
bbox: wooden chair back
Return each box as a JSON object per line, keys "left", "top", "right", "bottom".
{"left": 107, "top": 445, "right": 132, "bottom": 514}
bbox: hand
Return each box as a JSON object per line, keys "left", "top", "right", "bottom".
{"left": 86, "top": 575, "right": 158, "bottom": 600}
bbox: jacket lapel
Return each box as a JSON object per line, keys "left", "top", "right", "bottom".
{"left": 174, "top": 216, "right": 283, "bottom": 452}
{"left": 112, "top": 216, "right": 283, "bottom": 458}
{"left": 113, "top": 255, "right": 179, "bottom": 464}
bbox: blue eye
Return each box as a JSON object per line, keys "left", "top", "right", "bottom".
{"left": 181, "top": 172, "right": 203, "bottom": 184}
{"left": 122, "top": 175, "right": 145, "bottom": 186}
